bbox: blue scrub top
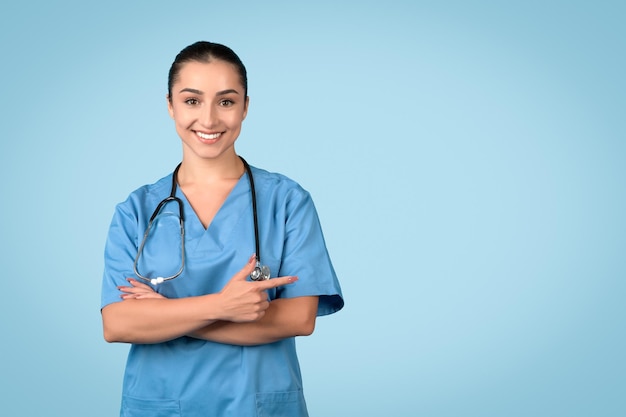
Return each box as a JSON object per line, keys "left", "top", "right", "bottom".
{"left": 101, "top": 164, "right": 344, "bottom": 417}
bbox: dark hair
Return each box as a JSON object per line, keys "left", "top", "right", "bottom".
{"left": 167, "top": 41, "right": 248, "bottom": 100}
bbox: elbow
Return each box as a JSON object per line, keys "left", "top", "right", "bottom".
{"left": 103, "top": 324, "right": 136, "bottom": 344}
{"left": 102, "top": 316, "right": 134, "bottom": 343}
{"left": 101, "top": 305, "right": 128, "bottom": 343}
{"left": 103, "top": 329, "right": 120, "bottom": 343}
{"left": 103, "top": 331, "right": 115, "bottom": 343}
{"left": 294, "top": 297, "right": 318, "bottom": 337}
{"left": 298, "top": 316, "right": 316, "bottom": 337}
{"left": 300, "top": 325, "right": 314, "bottom": 337}
{"left": 102, "top": 322, "right": 123, "bottom": 343}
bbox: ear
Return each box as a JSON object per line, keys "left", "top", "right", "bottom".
{"left": 242, "top": 96, "right": 250, "bottom": 120}
{"left": 166, "top": 94, "right": 174, "bottom": 119}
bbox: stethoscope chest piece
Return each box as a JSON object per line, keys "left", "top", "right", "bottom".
{"left": 250, "top": 263, "right": 271, "bottom": 281}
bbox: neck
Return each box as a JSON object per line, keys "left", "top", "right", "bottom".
{"left": 177, "top": 153, "right": 244, "bottom": 186}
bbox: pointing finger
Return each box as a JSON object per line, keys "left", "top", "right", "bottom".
{"left": 255, "top": 276, "right": 298, "bottom": 290}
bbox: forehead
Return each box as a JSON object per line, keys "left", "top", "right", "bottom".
{"left": 174, "top": 60, "right": 243, "bottom": 92}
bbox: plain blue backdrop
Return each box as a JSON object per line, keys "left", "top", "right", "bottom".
{"left": 1, "top": 1, "right": 624, "bottom": 416}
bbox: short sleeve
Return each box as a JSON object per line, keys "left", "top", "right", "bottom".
{"left": 276, "top": 189, "right": 344, "bottom": 317}
{"left": 101, "top": 203, "right": 138, "bottom": 309}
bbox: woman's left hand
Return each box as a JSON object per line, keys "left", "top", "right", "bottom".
{"left": 118, "top": 278, "right": 166, "bottom": 299}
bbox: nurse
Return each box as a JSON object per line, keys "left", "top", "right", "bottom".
{"left": 101, "top": 41, "right": 343, "bottom": 416}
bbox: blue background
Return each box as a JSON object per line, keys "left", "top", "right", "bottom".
{"left": 1, "top": 1, "right": 624, "bottom": 416}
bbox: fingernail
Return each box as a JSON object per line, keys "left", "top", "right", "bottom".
{"left": 288, "top": 276, "right": 299, "bottom": 283}
{"left": 249, "top": 254, "right": 256, "bottom": 264}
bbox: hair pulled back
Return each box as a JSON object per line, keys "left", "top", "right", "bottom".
{"left": 168, "top": 41, "right": 248, "bottom": 100}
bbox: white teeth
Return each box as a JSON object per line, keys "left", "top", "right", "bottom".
{"left": 196, "top": 131, "right": 221, "bottom": 140}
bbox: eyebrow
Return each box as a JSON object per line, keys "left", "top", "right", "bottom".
{"left": 178, "top": 88, "right": 240, "bottom": 96}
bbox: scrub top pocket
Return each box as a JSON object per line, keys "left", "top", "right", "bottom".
{"left": 121, "top": 396, "right": 181, "bottom": 417}
{"left": 255, "top": 390, "right": 308, "bottom": 417}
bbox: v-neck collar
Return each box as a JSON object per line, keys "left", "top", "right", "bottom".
{"left": 174, "top": 173, "right": 251, "bottom": 254}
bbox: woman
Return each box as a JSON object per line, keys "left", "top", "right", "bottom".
{"left": 101, "top": 41, "right": 344, "bottom": 416}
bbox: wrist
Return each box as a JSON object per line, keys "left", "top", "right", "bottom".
{"left": 199, "top": 293, "right": 222, "bottom": 322}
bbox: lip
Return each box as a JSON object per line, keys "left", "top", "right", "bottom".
{"left": 194, "top": 130, "right": 223, "bottom": 143}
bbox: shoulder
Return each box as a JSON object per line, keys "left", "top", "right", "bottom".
{"left": 249, "top": 165, "right": 309, "bottom": 198}
{"left": 247, "top": 165, "right": 321, "bottom": 224}
{"left": 248, "top": 165, "right": 315, "bottom": 211}
{"left": 115, "top": 172, "right": 173, "bottom": 215}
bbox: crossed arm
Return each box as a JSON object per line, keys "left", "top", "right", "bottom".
{"left": 101, "top": 255, "right": 318, "bottom": 346}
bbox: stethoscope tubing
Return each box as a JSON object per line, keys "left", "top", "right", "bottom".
{"left": 133, "top": 156, "right": 268, "bottom": 285}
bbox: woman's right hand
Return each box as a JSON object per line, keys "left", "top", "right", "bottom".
{"left": 119, "top": 278, "right": 167, "bottom": 299}
{"left": 216, "top": 255, "right": 298, "bottom": 322}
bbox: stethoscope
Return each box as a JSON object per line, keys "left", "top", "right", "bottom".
{"left": 133, "top": 156, "right": 271, "bottom": 285}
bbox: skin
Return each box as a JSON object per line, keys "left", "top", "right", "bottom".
{"left": 102, "top": 60, "right": 319, "bottom": 345}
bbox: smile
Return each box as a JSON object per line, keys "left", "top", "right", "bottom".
{"left": 195, "top": 131, "right": 222, "bottom": 140}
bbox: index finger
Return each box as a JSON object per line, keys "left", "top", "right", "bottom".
{"left": 255, "top": 276, "right": 298, "bottom": 290}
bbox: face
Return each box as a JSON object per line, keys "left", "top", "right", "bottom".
{"left": 167, "top": 60, "right": 249, "bottom": 163}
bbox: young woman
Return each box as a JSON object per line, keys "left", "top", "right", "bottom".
{"left": 101, "top": 41, "right": 343, "bottom": 417}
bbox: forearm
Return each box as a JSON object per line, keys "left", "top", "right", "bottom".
{"left": 189, "top": 296, "right": 319, "bottom": 346}
{"left": 102, "top": 295, "right": 219, "bottom": 344}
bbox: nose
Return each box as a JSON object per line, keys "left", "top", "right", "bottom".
{"left": 199, "top": 104, "right": 218, "bottom": 128}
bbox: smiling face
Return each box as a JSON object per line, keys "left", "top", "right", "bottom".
{"left": 167, "top": 60, "right": 249, "bottom": 163}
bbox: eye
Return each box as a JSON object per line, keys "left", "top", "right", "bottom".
{"left": 219, "top": 99, "right": 234, "bottom": 107}
{"left": 184, "top": 98, "right": 199, "bottom": 105}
